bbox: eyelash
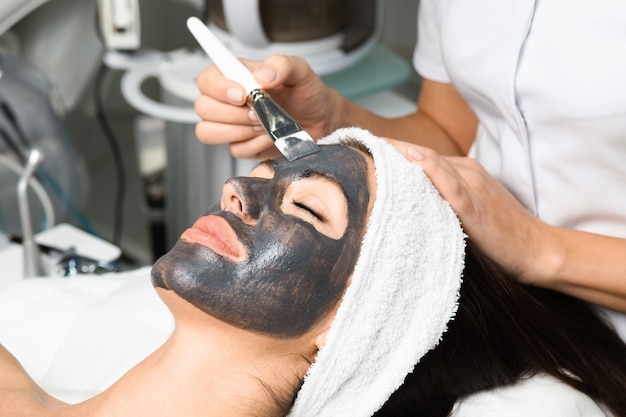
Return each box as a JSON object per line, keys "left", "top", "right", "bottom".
{"left": 293, "top": 201, "right": 323, "bottom": 221}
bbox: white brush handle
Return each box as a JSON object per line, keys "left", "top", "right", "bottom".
{"left": 186, "top": 17, "right": 261, "bottom": 94}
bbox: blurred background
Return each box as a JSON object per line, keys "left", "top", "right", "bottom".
{"left": 0, "top": 0, "right": 420, "bottom": 269}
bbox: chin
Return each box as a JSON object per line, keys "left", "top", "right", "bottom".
{"left": 150, "top": 257, "right": 169, "bottom": 290}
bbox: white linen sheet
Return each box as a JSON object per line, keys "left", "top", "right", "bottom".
{"left": 0, "top": 266, "right": 622, "bottom": 413}
{"left": 0, "top": 267, "right": 173, "bottom": 403}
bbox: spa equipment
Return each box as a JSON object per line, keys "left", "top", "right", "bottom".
{"left": 0, "top": 223, "right": 122, "bottom": 285}
{"left": 186, "top": 17, "right": 319, "bottom": 162}
{"left": 118, "top": 0, "right": 382, "bottom": 125}
{"left": 15, "top": 160, "right": 118, "bottom": 277}
{"left": 0, "top": 0, "right": 412, "bottom": 257}
{"left": 111, "top": 2, "right": 410, "bottom": 247}
{"left": 0, "top": 51, "right": 82, "bottom": 238}
{"left": 204, "top": 0, "right": 379, "bottom": 75}
{"left": 17, "top": 147, "right": 46, "bottom": 277}
{"left": 97, "top": 0, "right": 141, "bottom": 51}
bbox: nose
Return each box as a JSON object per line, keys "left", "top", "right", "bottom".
{"left": 221, "top": 178, "right": 261, "bottom": 224}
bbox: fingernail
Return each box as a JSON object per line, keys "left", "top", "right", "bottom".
{"left": 226, "top": 88, "right": 244, "bottom": 103}
{"left": 248, "top": 112, "right": 263, "bottom": 131}
{"left": 253, "top": 66, "right": 277, "bottom": 83}
{"left": 407, "top": 147, "right": 425, "bottom": 162}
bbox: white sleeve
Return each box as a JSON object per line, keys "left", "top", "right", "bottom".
{"left": 413, "top": 0, "right": 451, "bottom": 83}
{"left": 450, "top": 374, "right": 611, "bottom": 417}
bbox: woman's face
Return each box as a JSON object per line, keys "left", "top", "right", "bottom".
{"left": 151, "top": 144, "right": 373, "bottom": 337}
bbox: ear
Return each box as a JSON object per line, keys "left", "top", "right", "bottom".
{"left": 307, "top": 302, "right": 341, "bottom": 359}
{"left": 312, "top": 323, "right": 332, "bottom": 352}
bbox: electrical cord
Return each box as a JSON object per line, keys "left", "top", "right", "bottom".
{"left": 0, "top": 125, "right": 26, "bottom": 164}
{"left": 94, "top": 63, "right": 126, "bottom": 247}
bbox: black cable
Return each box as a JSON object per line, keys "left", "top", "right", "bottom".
{"left": 94, "top": 63, "right": 126, "bottom": 247}
{"left": 0, "top": 125, "right": 26, "bottom": 163}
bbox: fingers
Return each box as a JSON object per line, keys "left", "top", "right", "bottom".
{"left": 391, "top": 141, "right": 488, "bottom": 228}
{"left": 194, "top": 92, "right": 265, "bottom": 148}
{"left": 252, "top": 55, "right": 313, "bottom": 90}
{"left": 193, "top": 54, "right": 328, "bottom": 159}
{"left": 230, "top": 136, "right": 282, "bottom": 160}
{"left": 195, "top": 119, "right": 257, "bottom": 144}
{"left": 196, "top": 64, "right": 247, "bottom": 105}
{"left": 397, "top": 142, "right": 553, "bottom": 282}
{"left": 194, "top": 62, "right": 271, "bottom": 157}
{"left": 399, "top": 143, "right": 468, "bottom": 203}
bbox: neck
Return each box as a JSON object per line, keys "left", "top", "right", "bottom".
{"left": 60, "top": 289, "right": 313, "bottom": 417}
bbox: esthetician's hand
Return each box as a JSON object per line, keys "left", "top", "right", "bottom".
{"left": 393, "top": 140, "right": 626, "bottom": 312}
{"left": 194, "top": 55, "right": 340, "bottom": 160}
{"left": 392, "top": 141, "right": 546, "bottom": 281}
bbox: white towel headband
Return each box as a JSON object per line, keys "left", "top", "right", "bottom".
{"left": 288, "top": 127, "right": 466, "bottom": 417}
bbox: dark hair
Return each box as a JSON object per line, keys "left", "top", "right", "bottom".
{"left": 374, "top": 241, "right": 626, "bottom": 417}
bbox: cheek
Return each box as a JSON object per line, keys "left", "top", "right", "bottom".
{"left": 152, "top": 241, "right": 223, "bottom": 288}
{"left": 326, "top": 218, "right": 367, "bottom": 288}
{"left": 328, "top": 238, "right": 360, "bottom": 286}
{"left": 252, "top": 223, "right": 333, "bottom": 271}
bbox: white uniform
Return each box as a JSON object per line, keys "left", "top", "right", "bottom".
{"left": 414, "top": 0, "right": 626, "bottom": 238}
{"left": 413, "top": 2, "right": 626, "bottom": 411}
{"left": 451, "top": 374, "right": 611, "bottom": 417}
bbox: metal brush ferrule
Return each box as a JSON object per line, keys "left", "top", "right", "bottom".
{"left": 246, "top": 89, "right": 319, "bottom": 162}
{"left": 247, "top": 89, "right": 303, "bottom": 141}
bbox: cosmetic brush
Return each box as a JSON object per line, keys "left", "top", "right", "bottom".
{"left": 186, "top": 16, "right": 319, "bottom": 162}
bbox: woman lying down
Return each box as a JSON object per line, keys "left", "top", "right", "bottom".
{"left": 1, "top": 128, "right": 625, "bottom": 417}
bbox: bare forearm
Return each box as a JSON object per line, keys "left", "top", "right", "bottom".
{"left": 541, "top": 226, "right": 626, "bottom": 312}
{"left": 327, "top": 79, "right": 477, "bottom": 156}
{"left": 401, "top": 147, "right": 626, "bottom": 313}
{"left": 336, "top": 98, "right": 465, "bottom": 155}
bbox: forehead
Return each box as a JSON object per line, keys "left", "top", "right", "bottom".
{"left": 269, "top": 144, "right": 371, "bottom": 184}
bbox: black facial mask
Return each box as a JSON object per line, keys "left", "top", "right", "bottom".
{"left": 151, "top": 145, "right": 371, "bottom": 337}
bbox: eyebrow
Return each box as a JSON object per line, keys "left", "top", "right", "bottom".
{"left": 298, "top": 169, "right": 341, "bottom": 186}
{"left": 257, "top": 159, "right": 346, "bottom": 195}
{"left": 255, "top": 159, "right": 275, "bottom": 173}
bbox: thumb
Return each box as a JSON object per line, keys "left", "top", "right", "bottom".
{"left": 253, "top": 54, "right": 314, "bottom": 89}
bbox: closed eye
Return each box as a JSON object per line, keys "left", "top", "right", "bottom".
{"left": 281, "top": 176, "right": 348, "bottom": 240}
{"left": 292, "top": 200, "right": 323, "bottom": 221}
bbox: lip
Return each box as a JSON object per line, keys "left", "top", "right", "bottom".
{"left": 181, "top": 215, "right": 246, "bottom": 261}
